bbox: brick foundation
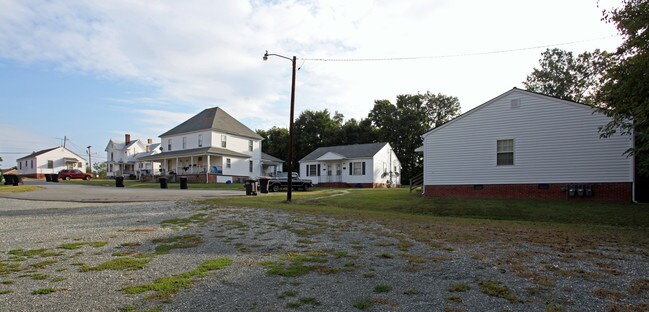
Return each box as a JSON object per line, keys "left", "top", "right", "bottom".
{"left": 317, "top": 183, "right": 401, "bottom": 188}
{"left": 423, "top": 183, "right": 632, "bottom": 202}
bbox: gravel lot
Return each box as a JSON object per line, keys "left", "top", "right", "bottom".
{"left": 0, "top": 198, "right": 647, "bottom": 311}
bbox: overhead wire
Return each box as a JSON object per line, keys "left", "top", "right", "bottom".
{"left": 299, "top": 35, "right": 616, "bottom": 62}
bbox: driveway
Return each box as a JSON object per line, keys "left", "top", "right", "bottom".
{"left": 0, "top": 180, "right": 244, "bottom": 202}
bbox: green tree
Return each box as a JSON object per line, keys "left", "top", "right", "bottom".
{"left": 93, "top": 162, "right": 107, "bottom": 179}
{"left": 257, "top": 126, "right": 289, "bottom": 163}
{"left": 523, "top": 48, "right": 611, "bottom": 105}
{"left": 597, "top": 0, "right": 649, "bottom": 174}
{"left": 422, "top": 91, "right": 461, "bottom": 128}
{"left": 293, "top": 109, "right": 345, "bottom": 166}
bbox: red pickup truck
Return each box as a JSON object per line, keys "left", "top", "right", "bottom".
{"left": 58, "top": 169, "right": 93, "bottom": 181}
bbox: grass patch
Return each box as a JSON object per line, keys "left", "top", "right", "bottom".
{"left": 160, "top": 214, "right": 208, "bottom": 227}
{"left": 0, "top": 185, "right": 41, "bottom": 193}
{"left": 122, "top": 258, "right": 232, "bottom": 301}
{"left": 286, "top": 297, "right": 321, "bottom": 308}
{"left": 374, "top": 284, "right": 393, "bottom": 293}
{"left": 2, "top": 280, "right": 13, "bottom": 285}
{"left": 153, "top": 234, "right": 203, "bottom": 254}
{"left": 31, "top": 273, "right": 49, "bottom": 280}
{"left": 58, "top": 241, "right": 108, "bottom": 250}
{"left": 51, "top": 277, "right": 66, "bottom": 282}
{"left": 478, "top": 280, "right": 518, "bottom": 303}
{"left": 262, "top": 252, "right": 335, "bottom": 277}
{"left": 31, "top": 260, "right": 58, "bottom": 269}
{"left": 277, "top": 290, "right": 298, "bottom": 299}
{"left": 353, "top": 297, "right": 372, "bottom": 310}
{"left": 119, "top": 306, "right": 161, "bottom": 312}
{"left": 32, "top": 288, "right": 56, "bottom": 295}
{"left": 0, "top": 290, "right": 14, "bottom": 294}
{"left": 449, "top": 283, "right": 470, "bottom": 292}
{"left": 80, "top": 257, "right": 151, "bottom": 272}
{"left": 8, "top": 248, "right": 61, "bottom": 258}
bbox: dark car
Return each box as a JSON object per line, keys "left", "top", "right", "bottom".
{"left": 58, "top": 169, "right": 92, "bottom": 181}
{"left": 267, "top": 172, "right": 313, "bottom": 192}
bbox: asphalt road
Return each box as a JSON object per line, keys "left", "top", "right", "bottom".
{"left": 0, "top": 180, "right": 245, "bottom": 202}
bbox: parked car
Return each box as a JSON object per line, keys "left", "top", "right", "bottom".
{"left": 58, "top": 169, "right": 92, "bottom": 181}
{"left": 267, "top": 172, "right": 313, "bottom": 192}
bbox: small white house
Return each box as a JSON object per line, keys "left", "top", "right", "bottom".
{"left": 16, "top": 146, "right": 87, "bottom": 179}
{"left": 261, "top": 152, "right": 284, "bottom": 176}
{"left": 299, "top": 142, "right": 401, "bottom": 188}
{"left": 138, "top": 107, "right": 263, "bottom": 183}
{"left": 105, "top": 134, "right": 161, "bottom": 178}
{"left": 420, "top": 88, "right": 634, "bottom": 202}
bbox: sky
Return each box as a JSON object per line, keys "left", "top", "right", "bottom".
{"left": 0, "top": 0, "right": 623, "bottom": 167}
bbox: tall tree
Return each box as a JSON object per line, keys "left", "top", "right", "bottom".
{"left": 293, "top": 109, "right": 344, "bottom": 167}
{"left": 257, "top": 127, "right": 289, "bottom": 162}
{"left": 369, "top": 92, "right": 459, "bottom": 183}
{"left": 597, "top": 0, "right": 649, "bottom": 174}
{"left": 523, "top": 48, "right": 611, "bottom": 105}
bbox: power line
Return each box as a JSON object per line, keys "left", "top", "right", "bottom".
{"left": 300, "top": 35, "right": 615, "bottom": 62}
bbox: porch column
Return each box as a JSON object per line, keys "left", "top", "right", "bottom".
{"left": 206, "top": 154, "right": 210, "bottom": 183}
{"left": 190, "top": 156, "right": 194, "bottom": 174}
{"left": 175, "top": 157, "right": 179, "bottom": 174}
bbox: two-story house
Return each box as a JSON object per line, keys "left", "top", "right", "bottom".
{"left": 105, "top": 134, "right": 161, "bottom": 178}
{"left": 139, "top": 107, "right": 263, "bottom": 183}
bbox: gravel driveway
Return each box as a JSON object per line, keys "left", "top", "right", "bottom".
{"left": 0, "top": 198, "right": 647, "bottom": 311}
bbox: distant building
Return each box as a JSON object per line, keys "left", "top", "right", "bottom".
{"left": 16, "top": 146, "right": 87, "bottom": 179}
{"left": 420, "top": 88, "right": 634, "bottom": 202}
{"left": 105, "top": 134, "right": 161, "bottom": 178}
{"left": 139, "top": 107, "right": 263, "bottom": 183}
{"left": 299, "top": 142, "right": 401, "bottom": 188}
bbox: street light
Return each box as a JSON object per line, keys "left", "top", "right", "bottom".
{"left": 263, "top": 50, "right": 296, "bottom": 202}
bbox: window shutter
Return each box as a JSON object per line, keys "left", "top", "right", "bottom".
{"left": 317, "top": 164, "right": 321, "bottom": 176}
{"left": 305, "top": 165, "right": 309, "bottom": 176}
{"left": 362, "top": 162, "right": 366, "bottom": 175}
{"left": 349, "top": 162, "right": 352, "bottom": 175}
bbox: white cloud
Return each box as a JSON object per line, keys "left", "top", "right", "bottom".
{"left": 0, "top": 0, "right": 624, "bottom": 133}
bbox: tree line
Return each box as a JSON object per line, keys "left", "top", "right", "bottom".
{"left": 257, "top": 92, "right": 461, "bottom": 183}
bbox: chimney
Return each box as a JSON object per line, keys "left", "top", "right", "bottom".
{"left": 125, "top": 134, "right": 131, "bottom": 145}
{"left": 147, "top": 138, "right": 152, "bottom": 144}
{"left": 146, "top": 138, "right": 152, "bottom": 152}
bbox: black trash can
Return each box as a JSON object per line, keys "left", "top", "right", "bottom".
{"left": 4, "top": 174, "right": 14, "bottom": 185}
{"left": 159, "top": 177, "right": 168, "bottom": 189}
{"left": 244, "top": 179, "right": 258, "bottom": 196}
{"left": 258, "top": 177, "right": 269, "bottom": 194}
{"left": 115, "top": 176, "right": 125, "bottom": 187}
{"left": 12, "top": 175, "right": 22, "bottom": 186}
{"left": 51, "top": 174, "right": 59, "bottom": 182}
{"left": 45, "top": 174, "right": 52, "bottom": 182}
{"left": 179, "top": 177, "right": 188, "bottom": 190}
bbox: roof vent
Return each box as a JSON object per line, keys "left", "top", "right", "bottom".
{"left": 510, "top": 99, "right": 521, "bottom": 109}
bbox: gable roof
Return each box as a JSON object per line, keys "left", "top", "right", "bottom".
{"left": 421, "top": 87, "right": 595, "bottom": 138}
{"left": 160, "top": 107, "right": 263, "bottom": 139}
{"left": 16, "top": 147, "right": 58, "bottom": 160}
{"left": 262, "top": 152, "right": 283, "bottom": 163}
{"left": 299, "top": 142, "right": 388, "bottom": 162}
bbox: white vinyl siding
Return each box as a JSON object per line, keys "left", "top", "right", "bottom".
{"left": 422, "top": 90, "right": 633, "bottom": 185}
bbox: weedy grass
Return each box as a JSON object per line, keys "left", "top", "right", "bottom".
{"left": 277, "top": 290, "right": 298, "bottom": 299}
{"left": 31, "top": 260, "right": 58, "bottom": 269}
{"left": 8, "top": 249, "right": 61, "bottom": 258}
{"left": 449, "top": 283, "right": 470, "bottom": 292}
{"left": 353, "top": 297, "right": 373, "bottom": 310}
{"left": 58, "top": 241, "right": 107, "bottom": 250}
{"left": 31, "top": 273, "right": 49, "bottom": 280}
{"left": 0, "top": 185, "right": 41, "bottom": 193}
{"left": 122, "top": 258, "right": 232, "bottom": 302}
{"left": 80, "top": 257, "right": 151, "bottom": 272}
{"left": 477, "top": 280, "right": 519, "bottom": 303}
{"left": 374, "top": 284, "right": 393, "bottom": 293}
{"left": 152, "top": 234, "right": 203, "bottom": 254}
{"left": 286, "top": 297, "right": 321, "bottom": 309}
{"left": 160, "top": 214, "right": 209, "bottom": 228}
{"left": 32, "top": 288, "right": 56, "bottom": 295}
{"left": 0, "top": 290, "right": 14, "bottom": 295}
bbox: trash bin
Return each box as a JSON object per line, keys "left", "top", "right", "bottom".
{"left": 3, "top": 174, "right": 14, "bottom": 185}
{"left": 12, "top": 175, "right": 22, "bottom": 186}
{"left": 179, "top": 177, "right": 188, "bottom": 190}
{"left": 51, "top": 174, "right": 59, "bottom": 182}
{"left": 159, "top": 177, "right": 168, "bottom": 189}
{"left": 45, "top": 174, "right": 52, "bottom": 182}
{"left": 258, "top": 177, "right": 269, "bottom": 194}
{"left": 244, "top": 179, "right": 258, "bottom": 196}
{"left": 115, "top": 176, "right": 125, "bottom": 188}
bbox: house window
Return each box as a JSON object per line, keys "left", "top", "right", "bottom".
{"left": 249, "top": 160, "right": 253, "bottom": 173}
{"left": 249, "top": 140, "right": 253, "bottom": 152}
{"left": 221, "top": 135, "right": 227, "bottom": 148}
{"left": 182, "top": 137, "right": 187, "bottom": 149}
{"left": 198, "top": 134, "right": 203, "bottom": 147}
{"left": 77, "top": 162, "right": 82, "bottom": 168}
{"left": 226, "top": 158, "right": 231, "bottom": 168}
{"left": 350, "top": 161, "right": 365, "bottom": 175}
{"left": 308, "top": 164, "right": 318, "bottom": 176}
{"left": 31, "top": 160, "right": 33, "bottom": 168}
{"left": 19, "top": 162, "right": 22, "bottom": 169}
{"left": 168, "top": 139, "right": 172, "bottom": 151}
{"left": 110, "top": 152, "right": 113, "bottom": 161}
{"left": 497, "top": 139, "right": 514, "bottom": 166}
{"left": 47, "top": 160, "right": 53, "bottom": 169}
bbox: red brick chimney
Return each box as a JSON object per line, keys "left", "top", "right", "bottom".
{"left": 125, "top": 134, "right": 131, "bottom": 145}
{"left": 146, "top": 138, "right": 152, "bottom": 152}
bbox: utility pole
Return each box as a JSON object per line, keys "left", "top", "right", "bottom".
{"left": 87, "top": 146, "right": 92, "bottom": 175}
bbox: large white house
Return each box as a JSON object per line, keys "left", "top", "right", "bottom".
{"left": 299, "top": 142, "right": 401, "bottom": 188}
{"left": 139, "top": 107, "right": 263, "bottom": 183}
{"left": 105, "top": 134, "right": 161, "bottom": 178}
{"left": 420, "top": 88, "right": 634, "bottom": 202}
{"left": 16, "top": 146, "right": 87, "bottom": 179}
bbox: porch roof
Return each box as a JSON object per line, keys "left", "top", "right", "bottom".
{"left": 137, "top": 147, "right": 250, "bottom": 161}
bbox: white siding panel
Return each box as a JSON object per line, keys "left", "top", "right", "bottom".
{"left": 424, "top": 90, "right": 633, "bottom": 185}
